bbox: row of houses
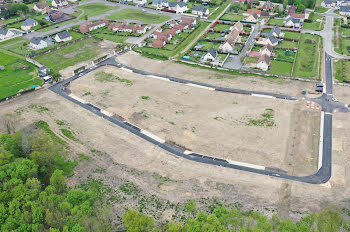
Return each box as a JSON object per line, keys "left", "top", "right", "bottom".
{"left": 29, "top": 30, "right": 72, "bottom": 50}
{"left": 108, "top": 22, "right": 152, "bottom": 34}
{"left": 247, "top": 44, "right": 273, "bottom": 71}
{"left": 234, "top": 0, "right": 275, "bottom": 11}
{"left": 219, "top": 21, "right": 244, "bottom": 53}
{"left": 151, "top": 17, "right": 196, "bottom": 48}
{"left": 79, "top": 19, "right": 109, "bottom": 33}
{"left": 321, "top": 0, "right": 350, "bottom": 8}
{"left": 152, "top": 0, "right": 210, "bottom": 16}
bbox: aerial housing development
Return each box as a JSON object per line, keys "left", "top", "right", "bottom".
{"left": 1, "top": 0, "right": 350, "bottom": 230}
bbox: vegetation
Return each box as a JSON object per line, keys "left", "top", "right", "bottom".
{"left": 293, "top": 33, "right": 321, "bottom": 79}
{"left": 60, "top": 128, "right": 79, "bottom": 142}
{"left": 107, "top": 9, "right": 170, "bottom": 23}
{"left": 268, "top": 60, "right": 293, "bottom": 76}
{"left": 0, "top": 51, "right": 42, "bottom": 99}
{"left": 95, "top": 71, "right": 133, "bottom": 86}
{"left": 247, "top": 109, "right": 275, "bottom": 127}
{"left": 208, "top": 0, "right": 231, "bottom": 20}
{"left": 75, "top": 3, "right": 118, "bottom": 19}
{"left": 334, "top": 59, "right": 350, "bottom": 82}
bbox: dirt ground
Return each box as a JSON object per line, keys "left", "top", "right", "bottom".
{"left": 69, "top": 66, "right": 320, "bottom": 176}
{"left": 116, "top": 51, "right": 319, "bottom": 97}
{"left": 0, "top": 87, "right": 349, "bottom": 222}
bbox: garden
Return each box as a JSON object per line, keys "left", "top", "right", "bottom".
{"left": 268, "top": 60, "right": 293, "bottom": 76}
{"left": 268, "top": 18, "right": 284, "bottom": 26}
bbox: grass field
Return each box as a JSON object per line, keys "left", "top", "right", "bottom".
{"left": 0, "top": 37, "right": 24, "bottom": 48}
{"left": 268, "top": 18, "right": 284, "bottom": 26}
{"left": 268, "top": 60, "right": 293, "bottom": 76}
{"left": 341, "top": 27, "right": 350, "bottom": 37}
{"left": 107, "top": 9, "right": 170, "bottom": 23}
{"left": 213, "top": 23, "right": 232, "bottom": 31}
{"left": 220, "top": 13, "right": 244, "bottom": 21}
{"left": 208, "top": 0, "right": 230, "bottom": 20}
{"left": 34, "top": 38, "right": 101, "bottom": 73}
{"left": 293, "top": 33, "right": 321, "bottom": 79}
{"left": 0, "top": 51, "right": 42, "bottom": 99}
{"left": 314, "top": 7, "right": 328, "bottom": 13}
{"left": 276, "top": 40, "right": 298, "bottom": 49}
{"left": 303, "top": 15, "right": 323, "bottom": 31}
{"left": 335, "top": 37, "right": 350, "bottom": 56}
{"left": 197, "top": 40, "right": 221, "bottom": 50}
{"left": 273, "top": 49, "right": 296, "bottom": 62}
{"left": 283, "top": 31, "right": 300, "bottom": 40}
{"left": 75, "top": 3, "right": 119, "bottom": 18}
{"left": 333, "top": 59, "right": 350, "bottom": 82}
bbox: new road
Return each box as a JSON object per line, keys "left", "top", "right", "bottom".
{"left": 49, "top": 51, "right": 349, "bottom": 185}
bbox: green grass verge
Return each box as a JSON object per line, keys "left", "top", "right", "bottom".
{"left": 0, "top": 51, "right": 42, "bottom": 99}
{"left": 34, "top": 37, "right": 101, "bottom": 73}
{"left": 107, "top": 9, "right": 170, "bottom": 23}
{"left": 283, "top": 31, "right": 300, "bottom": 40}
{"left": 293, "top": 33, "right": 321, "bottom": 79}
{"left": 208, "top": 0, "right": 230, "bottom": 20}
{"left": 75, "top": 3, "right": 119, "bottom": 18}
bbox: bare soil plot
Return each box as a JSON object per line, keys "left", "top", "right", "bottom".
{"left": 69, "top": 66, "right": 320, "bottom": 176}
{"left": 116, "top": 51, "right": 316, "bottom": 97}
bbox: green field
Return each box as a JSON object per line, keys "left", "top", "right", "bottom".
{"left": 208, "top": 0, "right": 231, "bottom": 20}
{"left": 335, "top": 37, "right": 350, "bottom": 56}
{"left": 293, "top": 33, "right": 321, "bottom": 79}
{"left": 213, "top": 23, "right": 232, "bottom": 31}
{"left": 220, "top": 13, "right": 244, "bottom": 21}
{"left": 75, "top": 3, "right": 119, "bottom": 18}
{"left": 315, "top": 7, "right": 328, "bottom": 13}
{"left": 283, "top": 31, "right": 300, "bottom": 40}
{"left": 303, "top": 15, "right": 323, "bottom": 31}
{"left": 34, "top": 38, "right": 101, "bottom": 73}
{"left": 268, "top": 18, "right": 284, "bottom": 26}
{"left": 0, "top": 37, "right": 24, "bottom": 48}
{"left": 268, "top": 60, "right": 293, "bottom": 76}
{"left": 341, "top": 27, "right": 350, "bottom": 37}
{"left": 333, "top": 59, "right": 350, "bottom": 82}
{"left": 107, "top": 9, "right": 170, "bottom": 23}
{"left": 196, "top": 40, "right": 221, "bottom": 50}
{"left": 0, "top": 51, "right": 42, "bottom": 99}
{"left": 273, "top": 49, "right": 296, "bottom": 62}
{"left": 276, "top": 40, "right": 298, "bottom": 49}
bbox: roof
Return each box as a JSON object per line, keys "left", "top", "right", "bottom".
{"left": 30, "top": 37, "right": 45, "bottom": 45}
{"left": 22, "top": 18, "right": 37, "bottom": 26}
{"left": 267, "top": 34, "right": 278, "bottom": 44}
{"left": 35, "top": 2, "right": 49, "bottom": 9}
{"left": 323, "top": 0, "right": 334, "bottom": 4}
{"left": 168, "top": 1, "right": 187, "bottom": 7}
{"left": 340, "top": 6, "right": 350, "bottom": 12}
{"left": 56, "top": 30, "right": 71, "bottom": 39}
{"left": 192, "top": 5, "right": 208, "bottom": 13}
{"left": 260, "top": 11, "right": 269, "bottom": 17}
{"left": 226, "top": 29, "right": 240, "bottom": 45}
{"left": 271, "top": 26, "right": 281, "bottom": 36}
{"left": 233, "top": 21, "right": 243, "bottom": 32}
{"left": 153, "top": 0, "right": 167, "bottom": 4}
{"left": 261, "top": 1, "right": 274, "bottom": 10}
{"left": 0, "top": 27, "right": 8, "bottom": 35}
{"left": 262, "top": 43, "right": 273, "bottom": 52}
{"left": 207, "top": 47, "right": 217, "bottom": 57}
{"left": 286, "top": 16, "right": 301, "bottom": 24}
{"left": 53, "top": 0, "right": 67, "bottom": 4}
{"left": 287, "top": 5, "right": 296, "bottom": 15}
{"left": 248, "top": 9, "right": 261, "bottom": 15}
{"left": 252, "top": 12, "right": 259, "bottom": 19}
{"left": 258, "top": 54, "right": 271, "bottom": 64}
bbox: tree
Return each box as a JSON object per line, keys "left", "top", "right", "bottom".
{"left": 122, "top": 209, "right": 154, "bottom": 232}
{"left": 50, "top": 170, "right": 66, "bottom": 193}
{"left": 9, "top": 3, "right": 29, "bottom": 17}
{"left": 185, "top": 200, "right": 197, "bottom": 217}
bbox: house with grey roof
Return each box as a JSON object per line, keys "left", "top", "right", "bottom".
{"left": 202, "top": 47, "right": 218, "bottom": 63}
{"left": 340, "top": 5, "right": 350, "bottom": 15}
{"left": 21, "top": 18, "right": 38, "bottom": 31}
{"left": 270, "top": 26, "right": 283, "bottom": 38}
{"left": 284, "top": 16, "right": 302, "bottom": 28}
{"left": 168, "top": 2, "right": 188, "bottom": 13}
{"left": 0, "top": 27, "right": 15, "bottom": 40}
{"left": 266, "top": 34, "right": 279, "bottom": 46}
{"left": 55, "top": 30, "right": 72, "bottom": 42}
{"left": 29, "top": 37, "right": 54, "bottom": 50}
{"left": 152, "top": 0, "right": 168, "bottom": 8}
{"left": 192, "top": 5, "right": 209, "bottom": 17}
{"left": 33, "top": 2, "right": 49, "bottom": 13}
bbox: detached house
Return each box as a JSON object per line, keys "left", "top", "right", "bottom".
{"left": 152, "top": 0, "right": 168, "bottom": 9}
{"left": 192, "top": 5, "right": 209, "bottom": 17}
{"left": 270, "top": 26, "right": 283, "bottom": 38}
{"left": 168, "top": 2, "right": 188, "bottom": 13}
{"left": 340, "top": 5, "right": 350, "bottom": 15}
{"left": 49, "top": 10, "right": 65, "bottom": 22}
{"left": 246, "top": 13, "right": 259, "bottom": 23}
{"left": 29, "top": 37, "right": 53, "bottom": 50}
{"left": 266, "top": 34, "right": 279, "bottom": 46}
{"left": 152, "top": 39, "right": 165, "bottom": 48}
{"left": 55, "top": 30, "right": 72, "bottom": 42}
{"left": 230, "top": 21, "right": 243, "bottom": 33}
{"left": 261, "top": 0, "right": 274, "bottom": 11}
{"left": 0, "top": 27, "right": 14, "bottom": 40}
{"left": 284, "top": 16, "right": 302, "bottom": 28}
{"left": 257, "top": 54, "right": 271, "bottom": 71}
{"left": 202, "top": 47, "right": 218, "bottom": 63}
{"left": 33, "top": 2, "right": 49, "bottom": 14}
{"left": 52, "top": 0, "right": 68, "bottom": 8}
{"left": 260, "top": 44, "right": 273, "bottom": 56}
{"left": 21, "top": 18, "right": 38, "bottom": 31}
{"left": 80, "top": 19, "right": 109, "bottom": 33}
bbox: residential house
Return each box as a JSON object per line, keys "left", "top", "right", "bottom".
{"left": 192, "top": 5, "right": 209, "bottom": 17}
{"left": 321, "top": 0, "right": 337, "bottom": 7}
{"left": 247, "top": 9, "right": 261, "bottom": 17}
{"left": 180, "top": 17, "right": 196, "bottom": 26}
{"left": 266, "top": 34, "right": 279, "bottom": 46}
{"left": 153, "top": 32, "right": 172, "bottom": 41}
{"left": 260, "top": 44, "right": 273, "bottom": 56}
{"left": 33, "top": 2, "right": 49, "bottom": 14}
{"left": 133, "top": 0, "right": 147, "bottom": 5}
{"left": 246, "top": 13, "right": 259, "bottom": 22}
{"left": 152, "top": 39, "right": 166, "bottom": 48}
{"left": 261, "top": 0, "right": 274, "bottom": 11}
{"left": 29, "top": 37, "right": 49, "bottom": 50}
{"left": 164, "top": 28, "right": 179, "bottom": 36}
{"left": 80, "top": 19, "right": 109, "bottom": 33}
{"left": 230, "top": 21, "right": 243, "bottom": 33}
{"left": 340, "top": 5, "right": 350, "bottom": 15}
{"left": 52, "top": 0, "right": 68, "bottom": 8}
{"left": 174, "top": 23, "right": 185, "bottom": 31}
{"left": 0, "top": 27, "right": 14, "bottom": 40}
{"left": 49, "top": 10, "right": 65, "bottom": 22}
{"left": 168, "top": 2, "right": 188, "bottom": 13}
{"left": 257, "top": 54, "right": 270, "bottom": 71}
{"left": 55, "top": 30, "right": 72, "bottom": 42}
{"left": 152, "top": 0, "right": 168, "bottom": 9}
{"left": 260, "top": 11, "right": 270, "bottom": 17}
{"left": 219, "top": 29, "right": 240, "bottom": 53}
{"left": 202, "top": 47, "right": 218, "bottom": 63}
{"left": 108, "top": 22, "right": 150, "bottom": 34}
{"left": 247, "top": 0, "right": 258, "bottom": 5}
{"left": 270, "top": 26, "right": 283, "bottom": 37}
{"left": 284, "top": 16, "right": 302, "bottom": 28}
{"left": 21, "top": 18, "right": 38, "bottom": 31}
{"left": 38, "top": 66, "right": 50, "bottom": 77}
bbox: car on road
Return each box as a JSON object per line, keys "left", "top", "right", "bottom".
{"left": 315, "top": 83, "right": 323, "bottom": 92}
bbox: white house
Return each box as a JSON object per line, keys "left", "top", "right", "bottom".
{"left": 284, "top": 17, "right": 302, "bottom": 28}
{"left": 29, "top": 37, "right": 48, "bottom": 50}
{"left": 245, "top": 13, "right": 259, "bottom": 23}
{"left": 33, "top": 2, "right": 49, "bottom": 14}
{"left": 52, "top": 0, "right": 68, "bottom": 8}
{"left": 202, "top": 47, "right": 218, "bottom": 63}
{"left": 0, "top": 27, "right": 15, "bottom": 40}
{"left": 257, "top": 54, "right": 270, "bottom": 71}
{"left": 270, "top": 26, "right": 284, "bottom": 38}
{"left": 219, "top": 29, "right": 240, "bottom": 53}
{"left": 266, "top": 35, "right": 279, "bottom": 46}
{"left": 21, "top": 18, "right": 38, "bottom": 31}
{"left": 340, "top": 5, "right": 350, "bottom": 15}
{"left": 152, "top": 0, "right": 168, "bottom": 9}
{"left": 55, "top": 30, "right": 72, "bottom": 42}
{"left": 168, "top": 2, "right": 188, "bottom": 13}
{"left": 133, "top": 0, "right": 147, "bottom": 5}
{"left": 260, "top": 44, "right": 273, "bottom": 56}
{"left": 192, "top": 5, "right": 209, "bottom": 17}
{"left": 230, "top": 21, "right": 244, "bottom": 33}
{"left": 321, "top": 0, "right": 337, "bottom": 7}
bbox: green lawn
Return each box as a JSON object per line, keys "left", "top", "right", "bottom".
{"left": 0, "top": 50, "right": 42, "bottom": 99}
{"left": 273, "top": 49, "right": 296, "bottom": 62}
{"left": 197, "top": 40, "right": 221, "bottom": 50}
{"left": 276, "top": 40, "right": 298, "bottom": 49}
{"left": 268, "top": 60, "right": 293, "bottom": 76}
{"left": 303, "top": 15, "right": 323, "bottom": 31}
{"left": 208, "top": 0, "right": 231, "bottom": 20}
{"left": 213, "top": 23, "right": 232, "bottom": 31}
{"left": 107, "top": 9, "right": 170, "bottom": 23}
{"left": 268, "top": 18, "right": 284, "bottom": 26}
{"left": 293, "top": 33, "right": 321, "bottom": 79}
{"left": 88, "top": 26, "right": 133, "bottom": 44}
{"left": 0, "top": 37, "right": 24, "bottom": 48}
{"left": 34, "top": 38, "right": 101, "bottom": 73}
{"left": 245, "top": 57, "right": 258, "bottom": 64}
{"left": 314, "top": 7, "right": 328, "bottom": 13}
{"left": 205, "top": 32, "right": 225, "bottom": 39}
{"left": 36, "top": 19, "right": 77, "bottom": 32}
{"left": 341, "top": 27, "right": 350, "bottom": 37}
{"left": 220, "top": 13, "right": 244, "bottom": 21}
{"left": 283, "top": 31, "right": 300, "bottom": 40}
{"left": 75, "top": 3, "right": 119, "bottom": 19}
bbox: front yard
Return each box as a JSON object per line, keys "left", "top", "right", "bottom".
{"left": 268, "top": 18, "right": 284, "bottom": 26}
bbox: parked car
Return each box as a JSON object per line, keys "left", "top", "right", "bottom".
{"left": 316, "top": 83, "right": 324, "bottom": 87}
{"left": 315, "top": 86, "right": 323, "bottom": 92}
